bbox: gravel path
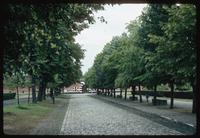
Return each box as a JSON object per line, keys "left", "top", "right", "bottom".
{"left": 59, "top": 94, "right": 186, "bottom": 135}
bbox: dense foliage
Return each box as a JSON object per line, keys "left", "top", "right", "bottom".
{"left": 3, "top": 4, "right": 104, "bottom": 103}
{"left": 84, "top": 4, "right": 196, "bottom": 112}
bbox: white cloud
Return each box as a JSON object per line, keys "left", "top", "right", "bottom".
{"left": 75, "top": 4, "right": 147, "bottom": 74}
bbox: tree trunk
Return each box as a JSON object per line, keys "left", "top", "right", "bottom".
{"left": 139, "top": 85, "right": 142, "bottom": 103}
{"left": 153, "top": 85, "right": 157, "bottom": 105}
{"left": 192, "top": 84, "right": 196, "bottom": 113}
{"left": 120, "top": 88, "right": 122, "bottom": 98}
{"left": 114, "top": 89, "right": 116, "bottom": 98}
{"left": 37, "top": 80, "right": 43, "bottom": 101}
{"left": 29, "top": 33, "right": 37, "bottom": 103}
{"left": 50, "top": 88, "right": 55, "bottom": 104}
{"left": 16, "top": 86, "right": 20, "bottom": 105}
{"left": 32, "top": 76, "right": 37, "bottom": 103}
{"left": 170, "top": 81, "right": 174, "bottom": 109}
{"left": 110, "top": 89, "right": 113, "bottom": 96}
{"left": 131, "top": 85, "right": 136, "bottom": 98}
{"left": 125, "top": 88, "right": 127, "bottom": 100}
{"left": 42, "top": 82, "right": 46, "bottom": 100}
{"left": 28, "top": 87, "right": 30, "bottom": 104}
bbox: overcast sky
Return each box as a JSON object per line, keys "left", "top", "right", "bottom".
{"left": 75, "top": 4, "right": 147, "bottom": 75}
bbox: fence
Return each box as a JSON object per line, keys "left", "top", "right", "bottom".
{"left": 114, "top": 90, "right": 193, "bottom": 99}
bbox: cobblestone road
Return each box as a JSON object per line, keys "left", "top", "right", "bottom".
{"left": 60, "top": 94, "right": 187, "bottom": 135}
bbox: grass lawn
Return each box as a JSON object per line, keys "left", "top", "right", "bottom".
{"left": 3, "top": 97, "right": 66, "bottom": 135}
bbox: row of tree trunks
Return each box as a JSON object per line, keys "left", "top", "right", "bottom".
{"left": 98, "top": 88, "right": 117, "bottom": 98}
{"left": 97, "top": 88, "right": 119, "bottom": 99}
{"left": 31, "top": 75, "right": 50, "bottom": 104}
{"left": 96, "top": 82, "right": 196, "bottom": 114}
{"left": 152, "top": 81, "right": 195, "bottom": 113}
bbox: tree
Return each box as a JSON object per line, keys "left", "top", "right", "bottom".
{"left": 149, "top": 4, "right": 196, "bottom": 111}
{"left": 3, "top": 72, "right": 29, "bottom": 105}
{"left": 134, "top": 4, "right": 171, "bottom": 105}
{"left": 3, "top": 4, "right": 105, "bottom": 103}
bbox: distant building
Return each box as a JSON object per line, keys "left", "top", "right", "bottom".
{"left": 64, "top": 82, "right": 84, "bottom": 93}
{"left": 3, "top": 87, "right": 32, "bottom": 93}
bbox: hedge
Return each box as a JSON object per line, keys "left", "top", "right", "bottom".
{"left": 3, "top": 93, "right": 16, "bottom": 100}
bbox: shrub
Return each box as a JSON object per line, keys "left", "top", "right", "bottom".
{"left": 3, "top": 93, "right": 16, "bottom": 100}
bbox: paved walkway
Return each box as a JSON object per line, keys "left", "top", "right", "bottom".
{"left": 93, "top": 94, "right": 196, "bottom": 128}
{"left": 60, "top": 93, "right": 195, "bottom": 135}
